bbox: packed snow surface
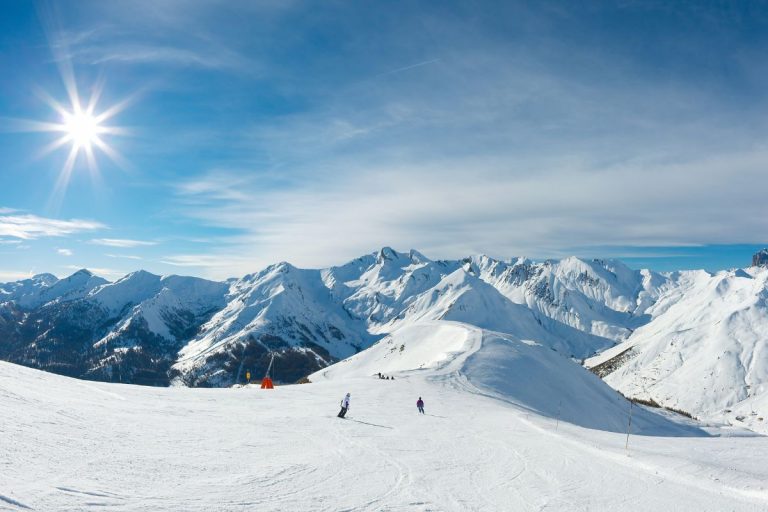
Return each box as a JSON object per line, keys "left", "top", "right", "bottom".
{"left": 3, "top": 321, "right": 767, "bottom": 511}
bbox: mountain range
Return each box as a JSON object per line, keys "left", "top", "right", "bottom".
{"left": 1, "top": 247, "right": 766, "bottom": 432}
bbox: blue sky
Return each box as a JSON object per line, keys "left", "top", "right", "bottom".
{"left": 1, "top": 1, "right": 767, "bottom": 281}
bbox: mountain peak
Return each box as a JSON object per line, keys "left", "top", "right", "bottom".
{"left": 377, "top": 246, "right": 399, "bottom": 262}
{"left": 126, "top": 269, "right": 158, "bottom": 278}
{"left": 752, "top": 248, "right": 768, "bottom": 267}
{"left": 374, "top": 247, "right": 430, "bottom": 265}
{"left": 31, "top": 273, "right": 58, "bottom": 284}
{"left": 408, "top": 249, "right": 429, "bottom": 264}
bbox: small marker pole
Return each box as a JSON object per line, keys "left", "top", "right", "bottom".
{"left": 625, "top": 400, "right": 633, "bottom": 453}
{"left": 556, "top": 400, "right": 562, "bottom": 431}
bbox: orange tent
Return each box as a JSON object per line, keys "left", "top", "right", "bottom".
{"left": 261, "top": 352, "right": 276, "bottom": 389}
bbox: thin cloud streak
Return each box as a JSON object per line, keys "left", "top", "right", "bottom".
{"left": 90, "top": 238, "right": 157, "bottom": 248}
{"left": 105, "top": 253, "right": 143, "bottom": 260}
{"left": 0, "top": 213, "right": 105, "bottom": 240}
{"left": 374, "top": 58, "right": 442, "bottom": 78}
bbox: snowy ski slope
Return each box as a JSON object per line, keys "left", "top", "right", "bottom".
{"left": 2, "top": 320, "right": 767, "bottom": 511}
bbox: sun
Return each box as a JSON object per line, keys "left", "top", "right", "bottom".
{"left": 38, "top": 84, "right": 128, "bottom": 172}
{"left": 62, "top": 108, "right": 101, "bottom": 151}
{"left": 9, "top": 75, "right": 132, "bottom": 208}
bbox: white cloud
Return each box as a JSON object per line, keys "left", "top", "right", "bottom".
{"left": 172, "top": 145, "right": 768, "bottom": 279}
{"left": 106, "top": 253, "right": 143, "bottom": 260}
{"left": 0, "top": 213, "right": 104, "bottom": 240}
{"left": 81, "top": 43, "right": 252, "bottom": 71}
{"left": 90, "top": 238, "right": 157, "bottom": 248}
{"left": 161, "top": 254, "right": 253, "bottom": 276}
{"left": 57, "top": 248, "right": 73, "bottom": 257}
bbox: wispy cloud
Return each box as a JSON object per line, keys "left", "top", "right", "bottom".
{"left": 74, "top": 42, "right": 253, "bottom": 71}
{"left": 374, "top": 58, "right": 441, "bottom": 79}
{"left": 90, "top": 238, "right": 157, "bottom": 248}
{"left": 161, "top": 253, "right": 252, "bottom": 270}
{"left": 49, "top": 1, "right": 272, "bottom": 73}
{"left": 57, "top": 248, "right": 73, "bottom": 256}
{"left": 0, "top": 213, "right": 104, "bottom": 240}
{"left": 171, "top": 144, "right": 768, "bottom": 278}
{"left": 175, "top": 171, "right": 256, "bottom": 202}
{"left": 106, "top": 253, "right": 143, "bottom": 260}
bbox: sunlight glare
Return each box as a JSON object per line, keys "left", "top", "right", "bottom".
{"left": 63, "top": 108, "right": 100, "bottom": 150}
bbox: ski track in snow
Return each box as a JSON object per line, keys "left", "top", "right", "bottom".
{"left": 3, "top": 321, "right": 768, "bottom": 511}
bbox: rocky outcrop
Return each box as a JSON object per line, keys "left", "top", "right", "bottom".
{"left": 753, "top": 249, "right": 768, "bottom": 267}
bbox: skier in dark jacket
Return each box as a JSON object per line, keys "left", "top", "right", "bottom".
{"left": 338, "top": 393, "right": 351, "bottom": 418}
{"left": 417, "top": 397, "right": 425, "bottom": 414}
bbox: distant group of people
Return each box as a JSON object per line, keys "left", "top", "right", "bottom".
{"left": 336, "top": 390, "right": 426, "bottom": 418}
{"left": 376, "top": 372, "right": 395, "bottom": 380}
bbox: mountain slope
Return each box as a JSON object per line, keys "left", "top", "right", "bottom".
{"left": 0, "top": 269, "right": 227, "bottom": 385}
{"left": 471, "top": 255, "right": 668, "bottom": 341}
{"left": 587, "top": 266, "right": 768, "bottom": 433}
{"left": 312, "top": 320, "right": 698, "bottom": 434}
{"left": 171, "top": 262, "right": 374, "bottom": 387}
{"left": 0, "top": 273, "right": 58, "bottom": 307}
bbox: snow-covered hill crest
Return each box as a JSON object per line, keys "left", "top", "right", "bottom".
{"left": 312, "top": 320, "right": 703, "bottom": 435}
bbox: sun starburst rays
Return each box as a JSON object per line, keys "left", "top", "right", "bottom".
{"left": 5, "top": 76, "right": 131, "bottom": 210}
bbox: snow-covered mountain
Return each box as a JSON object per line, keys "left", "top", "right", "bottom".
{"left": 0, "top": 272, "right": 58, "bottom": 307}
{"left": 172, "top": 247, "right": 619, "bottom": 387}
{"left": 172, "top": 262, "right": 374, "bottom": 387}
{"left": 587, "top": 263, "right": 768, "bottom": 433}
{"left": 471, "top": 254, "right": 668, "bottom": 341}
{"left": 1, "top": 246, "right": 767, "bottom": 435}
{"left": 0, "top": 269, "right": 227, "bottom": 385}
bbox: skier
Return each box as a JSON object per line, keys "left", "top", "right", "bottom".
{"left": 338, "top": 392, "right": 351, "bottom": 418}
{"left": 417, "top": 397, "right": 425, "bottom": 414}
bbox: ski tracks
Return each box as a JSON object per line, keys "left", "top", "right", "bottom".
{"left": 330, "top": 417, "right": 413, "bottom": 511}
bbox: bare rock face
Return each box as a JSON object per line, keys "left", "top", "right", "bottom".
{"left": 753, "top": 249, "right": 768, "bottom": 267}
